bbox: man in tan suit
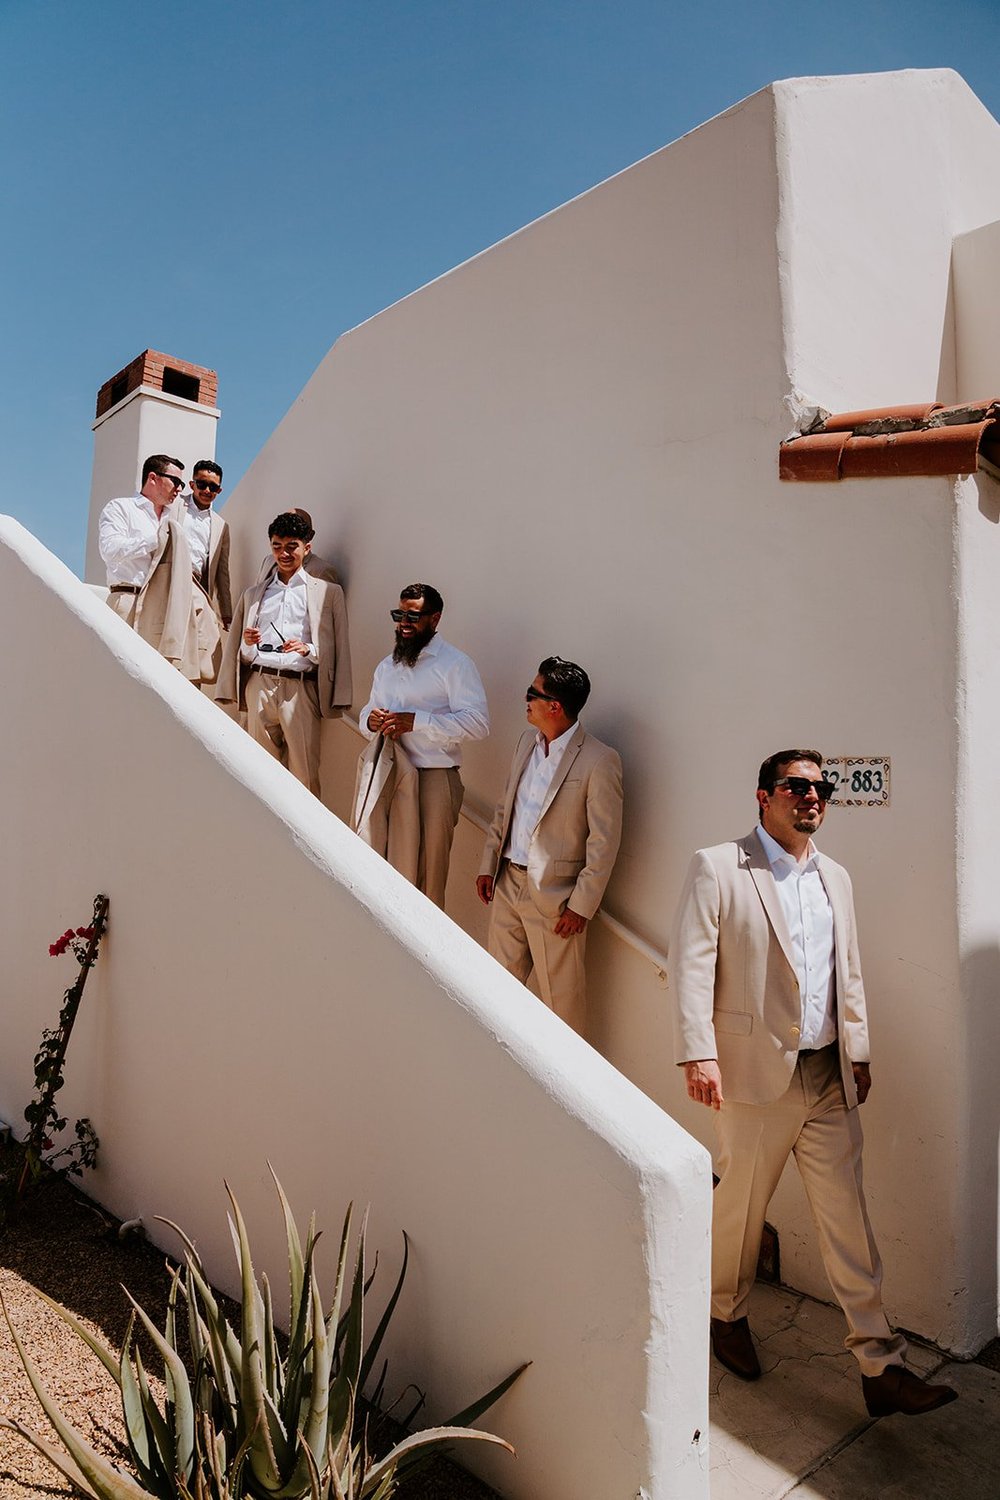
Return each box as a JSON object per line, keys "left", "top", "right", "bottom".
{"left": 179, "top": 460, "right": 232, "bottom": 629}
{"left": 671, "top": 748, "right": 956, "bottom": 1417}
{"left": 218, "top": 512, "right": 352, "bottom": 795}
{"left": 477, "top": 657, "right": 623, "bottom": 1035}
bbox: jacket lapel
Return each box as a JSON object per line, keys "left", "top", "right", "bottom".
{"left": 536, "top": 724, "right": 585, "bottom": 825}
{"left": 741, "top": 831, "right": 798, "bottom": 976}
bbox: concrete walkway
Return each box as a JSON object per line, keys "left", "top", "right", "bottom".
{"left": 710, "top": 1284, "right": 1000, "bottom": 1499}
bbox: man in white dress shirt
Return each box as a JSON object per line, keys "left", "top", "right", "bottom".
{"left": 360, "top": 584, "right": 488, "bottom": 908}
{"left": 670, "top": 748, "right": 957, "bottom": 1417}
{"left": 98, "top": 453, "right": 186, "bottom": 624}
{"left": 218, "top": 512, "right": 352, "bottom": 794}
{"left": 97, "top": 454, "right": 219, "bottom": 682}
{"left": 178, "top": 459, "right": 232, "bottom": 630}
{"left": 476, "top": 658, "right": 623, "bottom": 1034}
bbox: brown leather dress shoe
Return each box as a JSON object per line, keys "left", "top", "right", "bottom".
{"left": 862, "top": 1365, "right": 958, "bottom": 1417}
{"left": 710, "top": 1316, "right": 761, "bottom": 1380}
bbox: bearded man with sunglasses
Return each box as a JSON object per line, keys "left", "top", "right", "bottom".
{"left": 476, "top": 658, "right": 623, "bottom": 1036}
{"left": 359, "top": 584, "right": 488, "bottom": 909}
{"left": 671, "top": 749, "right": 956, "bottom": 1418}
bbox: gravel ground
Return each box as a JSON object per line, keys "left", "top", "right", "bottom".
{"left": 0, "top": 1173, "right": 503, "bottom": 1500}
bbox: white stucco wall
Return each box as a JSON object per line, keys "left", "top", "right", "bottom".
{"left": 218, "top": 69, "right": 1000, "bottom": 1355}
{"left": 0, "top": 518, "right": 710, "bottom": 1500}
{"left": 952, "top": 217, "right": 1000, "bottom": 400}
{"left": 85, "top": 389, "right": 219, "bottom": 583}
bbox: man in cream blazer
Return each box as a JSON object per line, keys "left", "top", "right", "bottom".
{"left": 217, "top": 513, "right": 351, "bottom": 795}
{"left": 671, "top": 748, "right": 956, "bottom": 1418}
{"left": 477, "top": 657, "right": 623, "bottom": 1035}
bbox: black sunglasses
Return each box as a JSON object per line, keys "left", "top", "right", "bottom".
{"left": 526, "top": 685, "right": 561, "bottom": 703}
{"left": 390, "top": 608, "right": 433, "bottom": 622}
{"left": 154, "top": 472, "right": 184, "bottom": 489}
{"left": 192, "top": 478, "right": 221, "bottom": 494}
{"left": 772, "top": 776, "right": 835, "bottom": 802}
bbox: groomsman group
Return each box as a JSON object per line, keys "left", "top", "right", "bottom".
{"left": 98, "top": 459, "right": 953, "bottom": 1422}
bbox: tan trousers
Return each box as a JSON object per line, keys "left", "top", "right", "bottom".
{"left": 488, "top": 863, "right": 587, "bottom": 1035}
{"left": 106, "top": 590, "right": 138, "bottom": 626}
{"left": 246, "top": 671, "right": 321, "bottom": 796}
{"left": 416, "top": 767, "right": 464, "bottom": 909}
{"left": 712, "top": 1043, "right": 906, "bottom": 1376}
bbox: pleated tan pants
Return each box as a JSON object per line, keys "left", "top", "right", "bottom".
{"left": 245, "top": 671, "right": 321, "bottom": 796}
{"left": 711, "top": 1042, "right": 906, "bottom": 1376}
{"left": 487, "top": 863, "right": 587, "bottom": 1035}
{"left": 415, "top": 767, "right": 464, "bottom": 909}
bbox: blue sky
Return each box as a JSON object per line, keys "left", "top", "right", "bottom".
{"left": 3, "top": 0, "right": 1000, "bottom": 571}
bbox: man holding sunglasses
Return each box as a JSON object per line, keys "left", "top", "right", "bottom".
{"left": 179, "top": 460, "right": 232, "bottom": 634}
{"left": 97, "top": 454, "right": 220, "bottom": 683}
{"left": 358, "top": 584, "right": 488, "bottom": 909}
{"left": 671, "top": 749, "right": 956, "bottom": 1417}
{"left": 476, "top": 658, "right": 623, "bottom": 1036}
{"left": 218, "top": 512, "right": 352, "bottom": 795}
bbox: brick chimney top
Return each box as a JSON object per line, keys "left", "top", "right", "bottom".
{"left": 96, "top": 350, "right": 218, "bottom": 419}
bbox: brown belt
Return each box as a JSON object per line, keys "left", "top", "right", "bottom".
{"left": 252, "top": 664, "right": 318, "bottom": 682}
{"left": 109, "top": 583, "right": 141, "bottom": 594}
{"left": 504, "top": 859, "right": 528, "bottom": 872}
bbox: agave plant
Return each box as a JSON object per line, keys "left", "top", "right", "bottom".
{"left": 0, "top": 1169, "right": 525, "bottom": 1499}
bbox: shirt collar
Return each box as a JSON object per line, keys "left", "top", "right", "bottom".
{"left": 269, "top": 566, "right": 307, "bottom": 589}
{"left": 756, "top": 823, "right": 819, "bottom": 872}
{"left": 535, "top": 721, "right": 577, "bottom": 757}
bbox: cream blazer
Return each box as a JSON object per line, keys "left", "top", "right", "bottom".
{"left": 479, "top": 725, "right": 623, "bottom": 921}
{"left": 204, "top": 511, "right": 232, "bottom": 625}
{"left": 670, "top": 831, "right": 870, "bottom": 1107}
{"left": 217, "top": 572, "right": 352, "bottom": 718}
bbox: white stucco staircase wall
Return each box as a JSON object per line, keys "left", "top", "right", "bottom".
{"left": 0, "top": 518, "right": 711, "bottom": 1500}
{"left": 218, "top": 70, "right": 1000, "bottom": 1357}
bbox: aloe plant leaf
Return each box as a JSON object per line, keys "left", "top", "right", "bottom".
{"left": 225, "top": 1182, "right": 287, "bottom": 1489}
{"left": 268, "top": 1163, "right": 306, "bottom": 1322}
{"left": 361, "top": 1427, "right": 515, "bottom": 1497}
{"left": 32, "top": 1285, "right": 121, "bottom": 1381}
{"left": 118, "top": 1317, "right": 154, "bottom": 1480}
{"left": 0, "top": 1416, "right": 104, "bottom": 1499}
{"left": 125, "top": 1292, "right": 195, "bottom": 1482}
{"left": 358, "top": 1232, "right": 408, "bottom": 1395}
{"left": 442, "top": 1360, "right": 531, "bottom": 1428}
{"left": 134, "top": 1344, "right": 175, "bottom": 1479}
{"left": 327, "top": 1209, "right": 366, "bottom": 1445}
{"left": 0, "top": 1294, "right": 154, "bottom": 1500}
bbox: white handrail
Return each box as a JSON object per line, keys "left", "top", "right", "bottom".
{"left": 340, "top": 714, "right": 669, "bottom": 984}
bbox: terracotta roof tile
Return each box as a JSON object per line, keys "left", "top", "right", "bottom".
{"left": 780, "top": 400, "right": 1000, "bottom": 482}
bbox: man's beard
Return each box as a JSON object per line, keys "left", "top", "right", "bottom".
{"left": 392, "top": 629, "right": 434, "bottom": 666}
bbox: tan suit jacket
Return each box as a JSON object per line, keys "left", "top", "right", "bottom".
{"left": 204, "top": 511, "right": 232, "bottom": 625}
{"left": 670, "top": 831, "right": 870, "bottom": 1107}
{"left": 217, "top": 571, "right": 352, "bottom": 717}
{"left": 479, "top": 726, "right": 623, "bottom": 921}
{"left": 135, "top": 518, "right": 220, "bottom": 683}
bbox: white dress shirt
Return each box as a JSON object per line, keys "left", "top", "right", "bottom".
{"left": 756, "top": 825, "right": 837, "bottom": 1049}
{"left": 180, "top": 494, "right": 212, "bottom": 575}
{"left": 98, "top": 493, "right": 164, "bottom": 586}
{"left": 241, "top": 569, "right": 316, "bottom": 672}
{"left": 504, "top": 722, "right": 577, "bottom": 863}
{"left": 360, "top": 635, "right": 489, "bottom": 768}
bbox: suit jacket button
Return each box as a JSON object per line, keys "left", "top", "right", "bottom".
{"left": 790, "top": 1026, "right": 801, "bottom": 1038}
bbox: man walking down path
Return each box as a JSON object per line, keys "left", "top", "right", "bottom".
{"left": 359, "top": 583, "right": 488, "bottom": 909}
{"left": 98, "top": 453, "right": 220, "bottom": 683}
{"left": 218, "top": 512, "right": 352, "bottom": 795}
{"left": 476, "top": 657, "right": 623, "bottom": 1036}
{"left": 670, "top": 747, "right": 957, "bottom": 1418}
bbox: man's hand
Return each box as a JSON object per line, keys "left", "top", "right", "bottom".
{"left": 554, "top": 909, "right": 587, "bottom": 938}
{"left": 380, "top": 711, "right": 416, "bottom": 740}
{"left": 852, "top": 1062, "right": 872, "bottom": 1105}
{"left": 367, "top": 708, "right": 387, "bottom": 732}
{"left": 243, "top": 626, "right": 261, "bottom": 646}
{"left": 281, "top": 639, "right": 311, "bottom": 656}
{"left": 684, "top": 1059, "right": 724, "bottom": 1110}
{"left": 475, "top": 875, "right": 494, "bottom": 906}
